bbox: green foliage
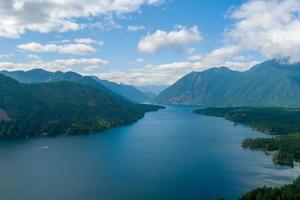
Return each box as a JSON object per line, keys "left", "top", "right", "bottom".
{"left": 0, "top": 74, "right": 163, "bottom": 139}
{"left": 242, "top": 135, "right": 300, "bottom": 167}
{"left": 240, "top": 177, "right": 300, "bottom": 200}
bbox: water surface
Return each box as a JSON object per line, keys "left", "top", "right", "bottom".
{"left": 0, "top": 106, "right": 299, "bottom": 200}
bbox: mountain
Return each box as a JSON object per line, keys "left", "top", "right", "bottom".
{"left": 0, "top": 74, "right": 163, "bottom": 139}
{"left": 136, "top": 85, "right": 170, "bottom": 95}
{"left": 156, "top": 67, "right": 242, "bottom": 105}
{"left": 156, "top": 60, "right": 300, "bottom": 107}
{"left": 1, "top": 69, "right": 153, "bottom": 102}
{"left": 91, "top": 77, "right": 154, "bottom": 102}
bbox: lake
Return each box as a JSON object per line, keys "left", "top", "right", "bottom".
{"left": 0, "top": 106, "right": 299, "bottom": 200}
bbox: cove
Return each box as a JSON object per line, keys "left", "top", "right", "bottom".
{"left": 0, "top": 106, "right": 299, "bottom": 200}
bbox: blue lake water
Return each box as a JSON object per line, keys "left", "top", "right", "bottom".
{"left": 0, "top": 106, "right": 299, "bottom": 200}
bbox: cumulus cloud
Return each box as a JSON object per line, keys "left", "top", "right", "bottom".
{"left": 0, "top": 0, "right": 163, "bottom": 38}
{"left": 138, "top": 25, "right": 202, "bottom": 53}
{"left": 227, "top": 0, "right": 300, "bottom": 63}
{"left": 201, "top": 46, "right": 240, "bottom": 66}
{"left": 0, "top": 58, "right": 108, "bottom": 72}
{"left": 17, "top": 42, "right": 97, "bottom": 55}
{"left": 74, "top": 38, "right": 104, "bottom": 46}
{"left": 127, "top": 25, "right": 146, "bottom": 32}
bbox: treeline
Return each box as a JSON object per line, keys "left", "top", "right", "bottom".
{"left": 194, "top": 107, "right": 300, "bottom": 135}
{"left": 242, "top": 134, "right": 300, "bottom": 167}
{"left": 0, "top": 74, "right": 163, "bottom": 139}
{"left": 239, "top": 177, "right": 300, "bottom": 200}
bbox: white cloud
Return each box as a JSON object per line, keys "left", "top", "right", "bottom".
{"left": 74, "top": 38, "right": 103, "bottom": 46}
{"left": 59, "top": 44, "right": 97, "bottom": 54}
{"left": 17, "top": 42, "right": 97, "bottom": 55}
{"left": 227, "top": 0, "right": 300, "bottom": 63}
{"left": 27, "top": 54, "right": 40, "bottom": 60}
{"left": 0, "top": 58, "right": 108, "bottom": 72}
{"left": 96, "top": 54, "right": 259, "bottom": 86}
{"left": 0, "top": 0, "right": 164, "bottom": 38}
{"left": 0, "top": 53, "right": 14, "bottom": 59}
{"left": 96, "top": 62, "right": 193, "bottom": 85}
{"left": 138, "top": 25, "right": 202, "bottom": 53}
{"left": 201, "top": 46, "right": 240, "bottom": 66}
{"left": 81, "top": 16, "right": 122, "bottom": 31}
{"left": 188, "top": 54, "right": 202, "bottom": 61}
{"left": 127, "top": 25, "right": 146, "bottom": 32}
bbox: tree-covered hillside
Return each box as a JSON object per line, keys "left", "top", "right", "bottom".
{"left": 242, "top": 135, "right": 300, "bottom": 167}
{"left": 156, "top": 67, "right": 241, "bottom": 105}
{"left": 157, "top": 60, "right": 300, "bottom": 107}
{"left": 0, "top": 74, "right": 163, "bottom": 138}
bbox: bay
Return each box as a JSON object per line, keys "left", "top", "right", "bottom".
{"left": 0, "top": 106, "right": 299, "bottom": 200}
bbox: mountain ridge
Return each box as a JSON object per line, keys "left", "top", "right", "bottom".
{"left": 156, "top": 60, "right": 300, "bottom": 107}
{"left": 0, "top": 69, "right": 154, "bottom": 103}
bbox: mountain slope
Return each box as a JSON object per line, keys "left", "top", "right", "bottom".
{"left": 92, "top": 77, "right": 154, "bottom": 102}
{"left": 1, "top": 69, "right": 153, "bottom": 102}
{"left": 225, "top": 60, "right": 300, "bottom": 106}
{"left": 156, "top": 67, "right": 242, "bottom": 105}
{"left": 156, "top": 60, "right": 300, "bottom": 107}
{"left": 0, "top": 74, "right": 162, "bottom": 138}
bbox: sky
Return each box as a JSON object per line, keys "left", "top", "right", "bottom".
{"left": 0, "top": 0, "right": 300, "bottom": 85}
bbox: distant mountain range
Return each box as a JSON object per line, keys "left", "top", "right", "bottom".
{"left": 135, "top": 85, "right": 170, "bottom": 95}
{"left": 91, "top": 76, "right": 156, "bottom": 102}
{"left": 0, "top": 73, "right": 162, "bottom": 138}
{"left": 156, "top": 60, "right": 300, "bottom": 107}
{"left": 0, "top": 69, "right": 155, "bottom": 102}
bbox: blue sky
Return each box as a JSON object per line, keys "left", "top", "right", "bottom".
{"left": 0, "top": 0, "right": 299, "bottom": 85}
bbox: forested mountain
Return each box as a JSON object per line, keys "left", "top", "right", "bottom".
{"left": 0, "top": 74, "right": 162, "bottom": 138}
{"left": 156, "top": 60, "right": 300, "bottom": 107}
{"left": 1, "top": 69, "right": 153, "bottom": 102}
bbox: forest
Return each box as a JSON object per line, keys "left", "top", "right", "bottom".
{"left": 194, "top": 107, "right": 300, "bottom": 135}
{"left": 242, "top": 135, "right": 300, "bottom": 167}
{"left": 0, "top": 74, "right": 163, "bottom": 138}
{"left": 239, "top": 177, "right": 300, "bottom": 200}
